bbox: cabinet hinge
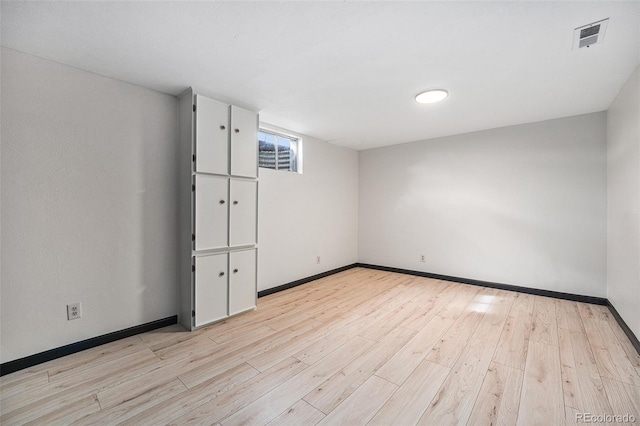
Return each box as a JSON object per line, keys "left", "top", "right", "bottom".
{"left": 192, "top": 265, "right": 195, "bottom": 272}
{"left": 192, "top": 234, "right": 195, "bottom": 242}
{"left": 192, "top": 184, "right": 195, "bottom": 192}
{"left": 192, "top": 310, "right": 195, "bottom": 317}
{"left": 192, "top": 154, "right": 195, "bottom": 162}
{"left": 193, "top": 104, "right": 196, "bottom": 112}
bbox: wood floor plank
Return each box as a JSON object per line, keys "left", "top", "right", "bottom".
{"left": 46, "top": 335, "right": 148, "bottom": 383}
{"left": 369, "top": 359, "right": 450, "bottom": 425}
{"left": 601, "top": 377, "right": 640, "bottom": 421}
{"left": 152, "top": 335, "right": 220, "bottom": 363}
{"left": 555, "top": 300, "right": 584, "bottom": 333}
{"left": 100, "top": 361, "right": 257, "bottom": 410}
{"left": 492, "top": 309, "right": 532, "bottom": 370}
{"left": 530, "top": 296, "right": 559, "bottom": 346}
{"left": 472, "top": 293, "right": 514, "bottom": 344}
{"left": 358, "top": 302, "right": 421, "bottom": 342}
{"left": 128, "top": 358, "right": 308, "bottom": 426}
{"left": 73, "top": 379, "right": 187, "bottom": 425}
{"left": 178, "top": 318, "right": 321, "bottom": 388}
{"left": 399, "top": 281, "right": 456, "bottom": 331}
{"left": 568, "top": 330, "right": 613, "bottom": 415}
{"left": 247, "top": 312, "right": 365, "bottom": 372}
{"left": 583, "top": 318, "right": 640, "bottom": 387}
{"left": 1, "top": 349, "right": 163, "bottom": 423}
{"left": 302, "top": 325, "right": 416, "bottom": 414}
{"left": 0, "top": 371, "right": 49, "bottom": 402}
{"left": 517, "top": 340, "right": 564, "bottom": 425}
{"left": 359, "top": 312, "right": 453, "bottom": 386}
{"left": 468, "top": 362, "right": 524, "bottom": 426}
{"left": 603, "top": 313, "right": 640, "bottom": 370}
{"left": 557, "top": 327, "right": 583, "bottom": 411}
{"left": 510, "top": 292, "right": 535, "bottom": 313}
{"left": 23, "top": 394, "right": 101, "bottom": 426}
{"left": 425, "top": 303, "right": 486, "bottom": 368}
{"left": 266, "top": 400, "right": 325, "bottom": 426}
{"left": 577, "top": 302, "right": 609, "bottom": 321}
{"left": 416, "top": 337, "right": 495, "bottom": 425}
{"left": 315, "top": 375, "right": 397, "bottom": 425}
{"left": 219, "top": 336, "right": 376, "bottom": 425}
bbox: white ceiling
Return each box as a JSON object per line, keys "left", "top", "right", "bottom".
{"left": 2, "top": 1, "right": 639, "bottom": 150}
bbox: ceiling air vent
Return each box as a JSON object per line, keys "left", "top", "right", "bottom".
{"left": 573, "top": 18, "right": 609, "bottom": 50}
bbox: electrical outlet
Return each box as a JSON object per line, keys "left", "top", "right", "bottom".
{"left": 67, "top": 302, "right": 82, "bottom": 320}
{"left": 420, "top": 254, "right": 426, "bottom": 263}
{"left": 316, "top": 256, "right": 321, "bottom": 264}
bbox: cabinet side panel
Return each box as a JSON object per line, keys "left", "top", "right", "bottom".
{"left": 178, "top": 90, "right": 194, "bottom": 329}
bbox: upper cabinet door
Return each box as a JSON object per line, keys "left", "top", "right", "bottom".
{"left": 229, "top": 179, "right": 257, "bottom": 247}
{"left": 194, "top": 174, "right": 228, "bottom": 251}
{"left": 195, "top": 95, "right": 229, "bottom": 175}
{"left": 230, "top": 106, "right": 258, "bottom": 178}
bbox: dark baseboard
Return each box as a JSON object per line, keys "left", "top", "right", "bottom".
{"left": 606, "top": 301, "right": 640, "bottom": 356}
{"left": 355, "top": 263, "right": 608, "bottom": 305}
{"left": 0, "top": 315, "right": 177, "bottom": 376}
{"left": 258, "top": 264, "right": 358, "bottom": 298}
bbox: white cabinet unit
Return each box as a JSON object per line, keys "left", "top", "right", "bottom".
{"left": 179, "top": 88, "right": 258, "bottom": 331}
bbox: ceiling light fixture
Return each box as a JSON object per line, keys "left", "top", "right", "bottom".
{"left": 415, "top": 89, "right": 448, "bottom": 104}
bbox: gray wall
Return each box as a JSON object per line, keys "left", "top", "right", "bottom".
{"left": 607, "top": 65, "right": 640, "bottom": 338}
{"left": 359, "top": 113, "right": 608, "bottom": 297}
{"left": 258, "top": 124, "right": 358, "bottom": 292}
{"left": 1, "top": 48, "right": 179, "bottom": 362}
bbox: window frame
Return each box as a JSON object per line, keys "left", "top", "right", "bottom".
{"left": 258, "top": 128, "right": 302, "bottom": 173}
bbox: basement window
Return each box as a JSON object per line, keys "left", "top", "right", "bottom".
{"left": 258, "top": 129, "right": 301, "bottom": 173}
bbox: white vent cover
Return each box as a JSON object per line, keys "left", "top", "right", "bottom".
{"left": 573, "top": 18, "right": 609, "bottom": 50}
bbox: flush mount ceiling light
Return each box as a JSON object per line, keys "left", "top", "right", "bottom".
{"left": 415, "top": 89, "right": 449, "bottom": 104}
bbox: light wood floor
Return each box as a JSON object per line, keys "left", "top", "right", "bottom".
{"left": 2, "top": 268, "right": 640, "bottom": 425}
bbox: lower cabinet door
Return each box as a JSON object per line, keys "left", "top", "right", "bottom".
{"left": 229, "top": 249, "right": 257, "bottom": 316}
{"left": 194, "top": 253, "right": 228, "bottom": 327}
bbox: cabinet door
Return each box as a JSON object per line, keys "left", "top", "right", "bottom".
{"left": 194, "top": 253, "right": 228, "bottom": 327}
{"left": 229, "top": 179, "right": 257, "bottom": 247}
{"left": 194, "top": 175, "right": 228, "bottom": 251}
{"left": 229, "top": 249, "right": 256, "bottom": 315}
{"left": 195, "top": 95, "right": 229, "bottom": 175}
{"left": 230, "top": 106, "right": 258, "bottom": 178}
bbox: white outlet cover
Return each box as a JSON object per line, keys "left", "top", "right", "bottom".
{"left": 67, "top": 302, "right": 82, "bottom": 320}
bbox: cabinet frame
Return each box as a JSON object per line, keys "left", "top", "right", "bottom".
{"left": 179, "top": 88, "right": 259, "bottom": 331}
